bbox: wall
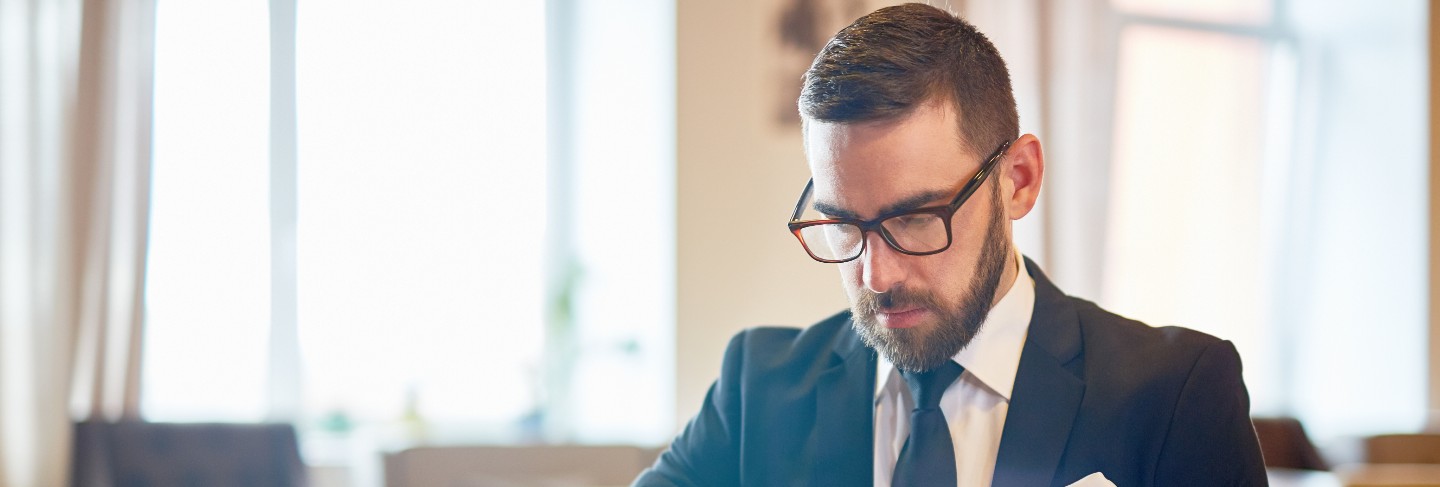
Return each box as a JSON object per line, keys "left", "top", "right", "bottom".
{"left": 673, "top": 0, "right": 854, "bottom": 427}
{"left": 1430, "top": 0, "right": 1439, "bottom": 430}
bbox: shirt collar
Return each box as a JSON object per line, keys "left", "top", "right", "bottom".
{"left": 875, "top": 250, "right": 1035, "bottom": 401}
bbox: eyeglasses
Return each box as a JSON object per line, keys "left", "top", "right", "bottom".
{"left": 786, "top": 139, "right": 1013, "bottom": 263}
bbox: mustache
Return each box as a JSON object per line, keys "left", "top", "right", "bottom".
{"left": 855, "top": 286, "right": 941, "bottom": 316}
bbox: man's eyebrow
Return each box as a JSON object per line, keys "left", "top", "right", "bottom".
{"left": 812, "top": 200, "right": 859, "bottom": 220}
{"left": 812, "top": 189, "right": 952, "bottom": 221}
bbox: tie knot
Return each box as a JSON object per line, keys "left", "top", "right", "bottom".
{"left": 900, "top": 361, "right": 964, "bottom": 410}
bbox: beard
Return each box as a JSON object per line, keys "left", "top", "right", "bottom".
{"left": 850, "top": 183, "right": 1010, "bottom": 373}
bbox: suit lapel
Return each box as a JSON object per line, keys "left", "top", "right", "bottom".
{"left": 991, "top": 259, "right": 1087, "bottom": 487}
{"left": 811, "top": 320, "right": 876, "bottom": 487}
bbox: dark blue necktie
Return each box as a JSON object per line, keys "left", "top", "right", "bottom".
{"left": 893, "top": 361, "right": 965, "bottom": 487}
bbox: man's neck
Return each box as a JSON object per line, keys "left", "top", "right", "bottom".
{"left": 989, "top": 246, "right": 1021, "bottom": 309}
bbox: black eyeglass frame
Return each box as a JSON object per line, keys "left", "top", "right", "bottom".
{"left": 786, "top": 139, "right": 1014, "bottom": 264}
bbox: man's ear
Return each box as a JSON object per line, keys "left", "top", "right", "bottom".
{"left": 1002, "top": 133, "right": 1044, "bottom": 220}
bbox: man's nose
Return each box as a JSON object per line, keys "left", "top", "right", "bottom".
{"left": 860, "top": 231, "right": 906, "bottom": 294}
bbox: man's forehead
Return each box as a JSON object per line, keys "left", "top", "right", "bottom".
{"left": 801, "top": 103, "right": 976, "bottom": 219}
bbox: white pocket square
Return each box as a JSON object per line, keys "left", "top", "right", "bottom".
{"left": 1066, "top": 472, "right": 1116, "bottom": 487}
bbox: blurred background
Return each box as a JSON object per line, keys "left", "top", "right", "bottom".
{"left": 0, "top": 0, "right": 1433, "bottom": 485}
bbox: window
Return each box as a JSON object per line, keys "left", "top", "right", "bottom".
{"left": 1104, "top": 21, "right": 1275, "bottom": 416}
{"left": 145, "top": 1, "right": 676, "bottom": 477}
{"left": 1099, "top": 0, "right": 1427, "bottom": 442}
{"left": 145, "top": 0, "right": 272, "bottom": 421}
{"left": 293, "top": 0, "right": 549, "bottom": 429}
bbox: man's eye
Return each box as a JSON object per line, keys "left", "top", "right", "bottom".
{"left": 896, "top": 215, "right": 924, "bottom": 225}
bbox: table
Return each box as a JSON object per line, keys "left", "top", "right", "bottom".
{"left": 1268, "top": 465, "right": 1440, "bottom": 487}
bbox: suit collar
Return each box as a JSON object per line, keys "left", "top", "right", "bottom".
{"left": 1022, "top": 257, "right": 1083, "bottom": 364}
{"left": 991, "top": 257, "right": 1087, "bottom": 487}
{"left": 813, "top": 314, "right": 876, "bottom": 486}
{"left": 812, "top": 258, "right": 1087, "bottom": 487}
{"left": 828, "top": 310, "right": 869, "bottom": 360}
{"left": 954, "top": 251, "right": 1036, "bottom": 400}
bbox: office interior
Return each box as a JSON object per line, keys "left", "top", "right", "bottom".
{"left": 1, "top": 0, "right": 1437, "bottom": 486}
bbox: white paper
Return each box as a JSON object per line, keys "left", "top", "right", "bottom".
{"left": 1066, "top": 472, "right": 1117, "bottom": 487}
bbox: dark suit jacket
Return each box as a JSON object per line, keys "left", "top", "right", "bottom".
{"left": 636, "top": 259, "right": 1267, "bottom": 486}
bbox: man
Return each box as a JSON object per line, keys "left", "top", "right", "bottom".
{"left": 637, "top": 4, "right": 1265, "bottom": 486}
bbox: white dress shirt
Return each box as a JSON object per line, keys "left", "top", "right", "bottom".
{"left": 872, "top": 251, "right": 1035, "bottom": 487}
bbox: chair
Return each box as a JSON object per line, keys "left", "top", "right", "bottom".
{"left": 72, "top": 421, "right": 307, "bottom": 487}
{"left": 1365, "top": 433, "right": 1440, "bottom": 464}
{"left": 383, "top": 445, "right": 662, "bottom": 487}
{"left": 1251, "top": 416, "right": 1328, "bottom": 471}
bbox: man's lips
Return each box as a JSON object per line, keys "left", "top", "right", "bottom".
{"left": 877, "top": 306, "right": 927, "bottom": 329}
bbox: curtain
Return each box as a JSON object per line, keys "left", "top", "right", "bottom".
{"left": 962, "top": 0, "right": 1116, "bottom": 299}
{"left": 0, "top": 0, "right": 155, "bottom": 484}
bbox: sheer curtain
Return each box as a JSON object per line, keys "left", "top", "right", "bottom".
{"left": 962, "top": 0, "right": 1116, "bottom": 298}
{"left": 0, "top": 0, "right": 155, "bottom": 484}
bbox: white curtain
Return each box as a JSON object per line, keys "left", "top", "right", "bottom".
{"left": 961, "top": 0, "right": 1116, "bottom": 298}
{"left": 0, "top": 0, "right": 155, "bottom": 484}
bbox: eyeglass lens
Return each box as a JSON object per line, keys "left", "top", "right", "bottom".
{"left": 798, "top": 212, "right": 950, "bottom": 261}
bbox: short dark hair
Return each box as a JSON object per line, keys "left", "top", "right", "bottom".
{"left": 799, "top": 3, "right": 1018, "bottom": 155}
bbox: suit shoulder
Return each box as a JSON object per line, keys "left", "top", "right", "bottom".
{"left": 725, "top": 310, "right": 854, "bottom": 375}
{"left": 1068, "top": 297, "right": 1234, "bottom": 391}
{"left": 1071, "top": 297, "right": 1223, "bottom": 354}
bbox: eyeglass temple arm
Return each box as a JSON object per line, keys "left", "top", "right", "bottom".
{"left": 948, "top": 140, "right": 1013, "bottom": 208}
{"left": 789, "top": 178, "right": 814, "bottom": 222}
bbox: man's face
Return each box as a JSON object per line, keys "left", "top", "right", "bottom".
{"left": 803, "top": 101, "right": 1012, "bottom": 372}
